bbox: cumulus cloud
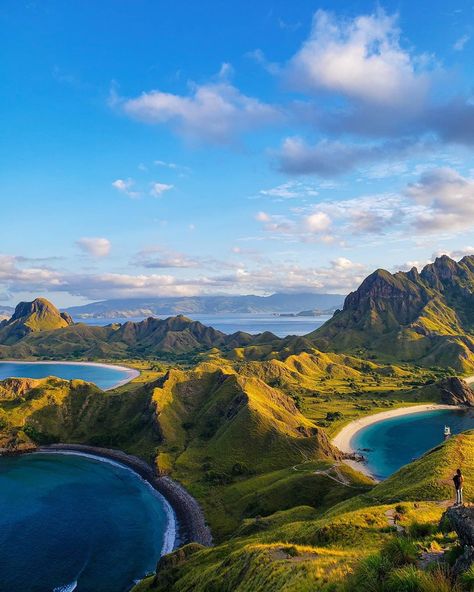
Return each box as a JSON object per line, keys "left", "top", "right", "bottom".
{"left": 0, "top": 251, "right": 366, "bottom": 300}
{"left": 277, "top": 137, "right": 421, "bottom": 176}
{"left": 76, "top": 238, "right": 111, "bottom": 258}
{"left": 150, "top": 182, "right": 174, "bottom": 197}
{"left": 406, "top": 167, "right": 474, "bottom": 231}
{"left": 286, "top": 9, "right": 431, "bottom": 107}
{"left": 118, "top": 79, "right": 280, "bottom": 144}
{"left": 255, "top": 208, "right": 333, "bottom": 242}
{"left": 112, "top": 178, "right": 139, "bottom": 198}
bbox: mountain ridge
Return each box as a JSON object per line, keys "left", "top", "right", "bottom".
{"left": 311, "top": 254, "right": 474, "bottom": 370}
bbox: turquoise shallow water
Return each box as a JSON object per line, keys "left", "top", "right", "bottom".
{"left": 0, "top": 362, "right": 137, "bottom": 391}
{"left": 0, "top": 453, "right": 174, "bottom": 592}
{"left": 351, "top": 409, "right": 474, "bottom": 480}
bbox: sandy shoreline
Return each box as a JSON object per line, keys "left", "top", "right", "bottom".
{"left": 332, "top": 404, "right": 463, "bottom": 480}
{"left": 36, "top": 444, "right": 213, "bottom": 549}
{"left": 0, "top": 360, "right": 140, "bottom": 390}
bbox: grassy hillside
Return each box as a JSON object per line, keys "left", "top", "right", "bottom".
{"left": 311, "top": 255, "right": 474, "bottom": 372}
{"left": 133, "top": 433, "right": 474, "bottom": 592}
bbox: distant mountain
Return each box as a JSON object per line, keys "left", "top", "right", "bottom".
{"left": 0, "top": 298, "right": 73, "bottom": 345}
{"left": 311, "top": 255, "right": 474, "bottom": 371}
{"left": 65, "top": 293, "right": 344, "bottom": 318}
{"left": 0, "top": 299, "right": 265, "bottom": 359}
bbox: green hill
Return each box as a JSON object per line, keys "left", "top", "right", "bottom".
{"left": 0, "top": 297, "right": 73, "bottom": 344}
{"left": 311, "top": 255, "right": 474, "bottom": 371}
{"left": 133, "top": 432, "right": 474, "bottom": 592}
{"left": 0, "top": 300, "right": 259, "bottom": 360}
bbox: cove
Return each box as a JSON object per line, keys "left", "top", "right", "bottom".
{"left": 351, "top": 408, "right": 474, "bottom": 480}
{"left": 0, "top": 361, "right": 139, "bottom": 391}
{"left": 0, "top": 452, "right": 175, "bottom": 592}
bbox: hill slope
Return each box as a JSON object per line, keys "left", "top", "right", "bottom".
{"left": 133, "top": 432, "right": 474, "bottom": 592}
{"left": 311, "top": 255, "right": 474, "bottom": 371}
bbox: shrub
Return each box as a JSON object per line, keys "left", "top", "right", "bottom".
{"left": 460, "top": 563, "right": 474, "bottom": 590}
{"left": 204, "top": 470, "right": 233, "bottom": 485}
{"left": 387, "top": 565, "right": 427, "bottom": 591}
{"left": 231, "top": 461, "right": 251, "bottom": 476}
{"left": 408, "top": 521, "right": 436, "bottom": 539}
{"left": 381, "top": 537, "right": 418, "bottom": 567}
{"left": 395, "top": 504, "right": 408, "bottom": 515}
{"left": 350, "top": 553, "right": 394, "bottom": 592}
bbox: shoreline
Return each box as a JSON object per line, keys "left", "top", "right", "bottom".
{"left": 332, "top": 404, "right": 464, "bottom": 480}
{"left": 0, "top": 360, "right": 140, "bottom": 391}
{"left": 36, "top": 444, "right": 213, "bottom": 549}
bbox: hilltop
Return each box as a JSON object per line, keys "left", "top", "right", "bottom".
{"left": 311, "top": 255, "right": 474, "bottom": 371}
{"left": 0, "top": 298, "right": 73, "bottom": 344}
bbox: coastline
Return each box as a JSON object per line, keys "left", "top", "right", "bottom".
{"left": 332, "top": 404, "right": 464, "bottom": 480}
{"left": 0, "top": 360, "right": 140, "bottom": 390}
{"left": 37, "top": 443, "right": 213, "bottom": 549}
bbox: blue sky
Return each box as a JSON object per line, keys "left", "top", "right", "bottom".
{"left": 2, "top": 0, "right": 474, "bottom": 306}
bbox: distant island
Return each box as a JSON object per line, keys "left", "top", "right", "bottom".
{"left": 64, "top": 292, "right": 344, "bottom": 319}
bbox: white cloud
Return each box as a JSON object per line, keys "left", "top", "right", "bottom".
{"left": 259, "top": 181, "right": 319, "bottom": 200}
{"left": 304, "top": 212, "right": 331, "bottom": 232}
{"left": 406, "top": 167, "right": 474, "bottom": 232}
{"left": 119, "top": 79, "right": 280, "bottom": 144}
{"left": 150, "top": 182, "right": 174, "bottom": 197}
{"left": 255, "top": 211, "right": 271, "bottom": 222}
{"left": 76, "top": 237, "right": 111, "bottom": 258}
{"left": 0, "top": 252, "right": 363, "bottom": 299}
{"left": 134, "top": 248, "right": 199, "bottom": 269}
{"left": 454, "top": 34, "right": 470, "bottom": 51}
{"left": 286, "top": 9, "right": 431, "bottom": 107}
{"left": 112, "top": 178, "right": 139, "bottom": 198}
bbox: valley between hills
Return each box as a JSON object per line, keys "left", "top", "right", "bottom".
{"left": 1, "top": 255, "right": 474, "bottom": 591}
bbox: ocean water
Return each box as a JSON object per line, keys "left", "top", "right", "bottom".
{"left": 0, "top": 362, "right": 138, "bottom": 391}
{"left": 0, "top": 453, "right": 174, "bottom": 592}
{"left": 80, "top": 313, "right": 331, "bottom": 338}
{"left": 351, "top": 409, "right": 474, "bottom": 480}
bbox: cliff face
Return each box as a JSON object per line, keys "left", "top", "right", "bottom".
{"left": 437, "top": 378, "right": 474, "bottom": 407}
{"left": 311, "top": 255, "right": 474, "bottom": 370}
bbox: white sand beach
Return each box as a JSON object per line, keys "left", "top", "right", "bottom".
{"left": 332, "top": 404, "right": 463, "bottom": 480}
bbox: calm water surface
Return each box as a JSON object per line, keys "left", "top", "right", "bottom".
{"left": 0, "top": 362, "right": 137, "bottom": 391}
{"left": 351, "top": 409, "right": 474, "bottom": 480}
{"left": 81, "top": 313, "right": 331, "bottom": 338}
{"left": 0, "top": 453, "right": 174, "bottom": 592}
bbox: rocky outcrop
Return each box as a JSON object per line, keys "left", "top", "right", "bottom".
{"left": 441, "top": 505, "right": 474, "bottom": 574}
{"left": 438, "top": 377, "right": 474, "bottom": 407}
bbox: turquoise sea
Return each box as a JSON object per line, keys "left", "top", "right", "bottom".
{"left": 0, "top": 452, "right": 174, "bottom": 592}
{"left": 0, "top": 361, "right": 138, "bottom": 391}
{"left": 351, "top": 409, "right": 474, "bottom": 480}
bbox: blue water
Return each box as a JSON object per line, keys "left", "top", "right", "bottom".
{"left": 0, "top": 453, "right": 174, "bottom": 592}
{"left": 0, "top": 362, "right": 138, "bottom": 391}
{"left": 351, "top": 409, "right": 474, "bottom": 480}
{"left": 81, "top": 313, "right": 331, "bottom": 338}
